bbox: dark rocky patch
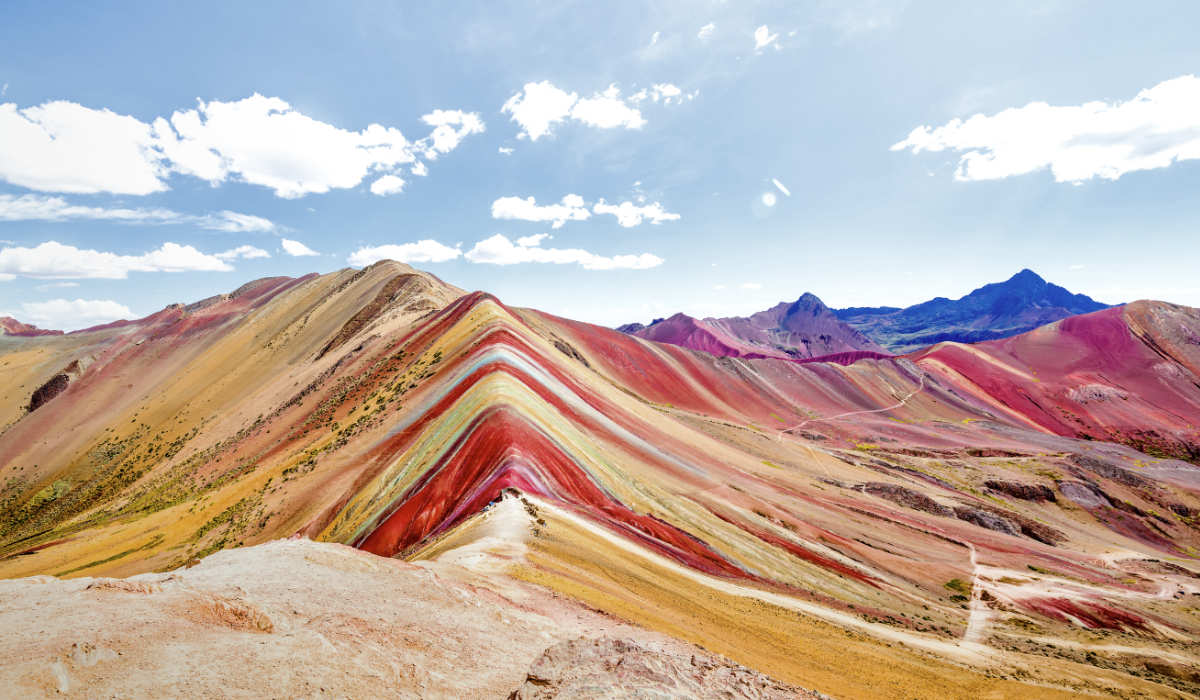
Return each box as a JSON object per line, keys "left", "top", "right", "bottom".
{"left": 860, "top": 483, "right": 953, "bottom": 517}
{"left": 984, "top": 480, "right": 1056, "bottom": 502}
{"left": 28, "top": 373, "right": 69, "bottom": 412}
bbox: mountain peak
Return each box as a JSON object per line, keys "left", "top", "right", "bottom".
{"left": 1007, "top": 268, "right": 1046, "bottom": 286}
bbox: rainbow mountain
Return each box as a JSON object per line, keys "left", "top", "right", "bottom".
{"left": 2, "top": 261, "right": 1199, "bottom": 698}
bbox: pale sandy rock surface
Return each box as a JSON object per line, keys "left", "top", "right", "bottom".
{"left": 0, "top": 538, "right": 814, "bottom": 699}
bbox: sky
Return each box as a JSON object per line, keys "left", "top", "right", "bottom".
{"left": 2, "top": 1, "right": 1199, "bottom": 330}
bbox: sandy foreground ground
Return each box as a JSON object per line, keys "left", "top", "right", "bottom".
{"left": 0, "top": 537, "right": 818, "bottom": 699}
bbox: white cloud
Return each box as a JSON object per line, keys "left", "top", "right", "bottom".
{"left": 592, "top": 199, "right": 681, "bottom": 227}
{"left": 347, "top": 240, "right": 462, "bottom": 266}
{"left": 501, "top": 81, "right": 677, "bottom": 140}
{"left": 465, "top": 233, "right": 662, "bottom": 270}
{"left": 411, "top": 161, "right": 428, "bottom": 176}
{"left": 498, "top": 146, "right": 514, "bottom": 155}
{"left": 754, "top": 25, "right": 779, "bottom": 50}
{"left": 698, "top": 22, "right": 715, "bottom": 39}
{"left": 34, "top": 281, "right": 80, "bottom": 291}
{"left": 280, "top": 238, "right": 319, "bottom": 256}
{"left": 741, "top": 282, "right": 763, "bottom": 290}
{"left": 0, "top": 101, "right": 166, "bottom": 195}
{"left": 420, "top": 109, "right": 485, "bottom": 158}
{"left": 0, "top": 94, "right": 483, "bottom": 198}
{"left": 892, "top": 74, "right": 1200, "bottom": 183}
{"left": 516, "top": 233, "right": 550, "bottom": 247}
{"left": 369, "top": 174, "right": 406, "bottom": 196}
{"left": 491, "top": 194, "right": 590, "bottom": 229}
{"left": 629, "top": 84, "right": 692, "bottom": 106}
{"left": 771, "top": 178, "right": 791, "bottom": 196}
{"left": 501, "top": 81, "right": 579, "bottom": 141}
{"left": 0, "top": 194, "right": 278, "bottom": 233}
{"left": 215, "top": 245, "right": 270, "bottom": 261}
{"left": 158, "top": 94, "right": 425, "bottom": 198}
{"left": 569, "top": 85, "right": 646, "bottom": 130}
{"left": 0, "top": 240, "right": 232, "bottom": 279}
{"left": 18, "top": 298, "right": 134, "bottom": 331}
{"left": 650, "top": 31, "right": 660, "bottom": 46}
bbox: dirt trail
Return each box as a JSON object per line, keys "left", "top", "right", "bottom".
{"left": 777, "top": 361, "right": 928, "bottom": 440}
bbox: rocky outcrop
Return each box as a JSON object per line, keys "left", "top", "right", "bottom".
{"left": 861, "top": 482, "right": 953, "bottom": 517}
{"left": 984, "top": 480, "right": 1056, "bottom": 502}
{"left": 509, "top": 637, "right": 821, "bottom": 699}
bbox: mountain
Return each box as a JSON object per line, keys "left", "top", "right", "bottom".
{"left": 836, "top": 269, "right": 1110, "bottom": 352}
{"left": 625, "top": 292, "right": 888, "bottom": 361}
{"left": 0, "top": 317, "right": 62, "bottom": 337}
{"left": 1, "top": 263, "right": 1199, "bottom": 697}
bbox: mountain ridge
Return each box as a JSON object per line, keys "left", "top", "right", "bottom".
{"left": 2, "top": 262, "right": 1199, "bottom": 697}
{"left": 836, "top": 268, "right": 1111, "bottom": 351}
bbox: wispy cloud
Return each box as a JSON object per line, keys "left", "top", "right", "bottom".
{"left": 280, "top": 238, "right": 320, "bottom": 257}
{"left": 492, "top": 194, "right": 680, "bottom": 228}
{"left": 16, "top": 298, "right": 134, "bottom": 331}
{"left": 0, "top": 194, "right": 277, "bottom": 233}
{"left": 347, "top": 240, "right": 461, "bottom": 266}
{"left": 502, "top": 80, "right": 690, "bottom": 141}
{"left": 753, "top": 25, "right": 779, "bottom": 50}
{"left": 465, "top": 234, "right": 662, "bottom": 270}
{"left": 0, "top": 240, "right": 232, "bottom": 279}
{"left": 892, "top": 74, "right": 1200, "bottom": 183}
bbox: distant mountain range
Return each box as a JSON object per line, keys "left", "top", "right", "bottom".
{"left": 619, "top": 269, "right": 1110, "bottom": 357}
{"left": 619, "top": 293, "right": 886, "bottom": 361}
{"left": 835, "top": 269, "right": 1111, "bottom": 352}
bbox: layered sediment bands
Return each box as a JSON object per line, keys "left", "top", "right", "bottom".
{"left": 3, "top": 265, "right": 1200, "bottom": 697}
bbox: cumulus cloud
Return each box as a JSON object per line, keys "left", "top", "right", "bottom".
{"left": 280, "top": 238, "right": 319, "bottom": 256}
{"left": 754, "top": 25, "right": 779, "bottom": 50}
{"left": 491, "top": 194, "right": 590, "bottom": 229}
{"left": 214, "top": 245, "right": 270, "bottom": 261}
{"left": 411, "top": 161, "right": 428, "bottom": 176}
{"left": 465, "top": 234, "right": 662, "bottom": 270}
{"left": 0, "top": 101, "right": 166, "bottom": 195}
{"left": 698, "top": 22, "right": 715, "bottom": 39}
{"left": 347, "top": 240, "right": 462, "bottom": 266}
{"left": 369, "top": 174, "right": 406, "bottom": 196}
{"left": 501, "top": 81, "right": 685, "bottom": 140}
{"left": 501, "top": 81, "right": 579, "bottom": 141}
{"left": 420, "top": 109, "right": 485, "bottom": 158}
{"left": 0, "top": 240, "right": 232, "bottom": 279}
{"left": 570, "top": 85, "right": 646, "bottom": 130}
{"left": 0, "top": 194, "right": 276, "bottom": 233}
{"left": 592, "top": 199, "right": 681, "bottom": 227}
{"left": 0, "top": 94, "right": 484, "bottom": 198}
{"left": 891, "top": 74, "right": 1200, "bottom": 183}
{"left": 17, "top": 298, "right": 135, "bottom": 331}
{"left": 498, "top": 146, "right": 514, "bottom": 155}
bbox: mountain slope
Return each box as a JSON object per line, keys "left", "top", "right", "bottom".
{"left": 1, "top": 264, "right": 1199, "bottom": 697}
{"left": 837, "top": 269, "right": 1110, "bottom": 352}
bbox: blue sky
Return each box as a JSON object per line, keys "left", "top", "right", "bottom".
{"left": 2, "top": 1, "right": 1199, "bottom": 330}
